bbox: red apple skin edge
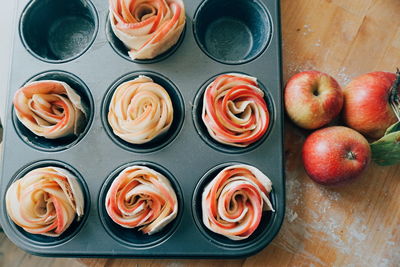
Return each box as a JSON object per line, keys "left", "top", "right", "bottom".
{"left": 343, "top": 72, "right": 398, "bottom": 139}
{"left": 284, "top": 71, "right": 343, "bottom": 130}
{"left": 302, "top": 126, "right": 371, "bottom": 186}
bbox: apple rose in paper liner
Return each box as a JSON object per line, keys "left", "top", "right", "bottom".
{"left": 105, "top": 166, "right": 178, "bottom": 234}
{"left": 108, "top": 75, "right": 173, "bottom": 144}
{"left": 202, "top": 74, "right": 270, "bottom": 147}
{"left": 109, "top": 0, "right": 186, "bottom": 60}
{"left": 202, "top": 164, "right": 274, "bottom": 240}
{"left": 5, "top": 167, "right": 85, "bottom": 237}
{"left": 13, "top": 80, "right": 87, "bottom": 139}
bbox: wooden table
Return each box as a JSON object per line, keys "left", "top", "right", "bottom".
{"left": 1, "top": 0, "right": 399, "bottom": 266}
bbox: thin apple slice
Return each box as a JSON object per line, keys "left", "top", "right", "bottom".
{"left": 109, "top": 0, "right": 186, "bottom": 60}
{"left": 105, "top": 165, "right": 178, "bottom": 235}
{"left": 202, "top": 164, "right": 274, "bottom": 240}
{"left": 107, "top": 75, "right": 174, "bottom": 144}
{"left": 5, "top": 166, "right": 85, "bottom": 237}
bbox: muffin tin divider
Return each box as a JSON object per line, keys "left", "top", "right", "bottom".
{"left": 0, "top": 0, "right": 285, "bottom": 258}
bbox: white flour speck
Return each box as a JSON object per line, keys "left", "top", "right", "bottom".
{"left": 287, "top": 208, "right": 298, "bottom": 222}
{"left": 302, "top": 24, "right": 314, "bottom": 36}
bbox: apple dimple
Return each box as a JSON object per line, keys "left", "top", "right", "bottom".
{"left": 312, "top": 82, "right": 319, "bottom": 96}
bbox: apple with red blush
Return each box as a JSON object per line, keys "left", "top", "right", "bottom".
{"left": 302, "top": 126, "right": 371, "bottom": 185}
{"left": 343, "top": 71, "right": 400, "bottom": 139}
{"left": 284, "top": 71, "right": 343, "bottom": 130}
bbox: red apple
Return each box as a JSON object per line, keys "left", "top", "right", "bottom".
{"left": 343, "top": 71, "right": 399, "bottom": 139}
{"left": 302, "top": 126, "right": 371, "bottom": 185}
{"left": 284, "top": 71, "right": 343, "bottom": 130}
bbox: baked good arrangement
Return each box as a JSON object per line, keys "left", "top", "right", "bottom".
{"left": 1, "top": 0, "right": 284, "bottom": 258}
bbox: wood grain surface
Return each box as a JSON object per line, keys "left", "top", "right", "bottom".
{"left": 1, "top": 0, "right": 400, "bottom": 266}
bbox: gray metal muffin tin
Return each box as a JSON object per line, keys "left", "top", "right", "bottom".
{"left": 0, "top": 0, "right": 285, "bottom": 258}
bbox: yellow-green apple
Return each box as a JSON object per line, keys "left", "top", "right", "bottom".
{"left": 343, "top": 71, "right": 399, "bottom": 139}
{"left": 302, "top": 126, "right": 371, "bottom": 185}
{"left": 284, "top": 71, "right": 343, "bottom": 130}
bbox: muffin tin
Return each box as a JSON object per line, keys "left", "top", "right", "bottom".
{"left": 0, "top": 0, "right": 285, "bottom": 258}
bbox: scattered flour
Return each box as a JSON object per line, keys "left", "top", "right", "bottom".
{"left": 277, "top": 22, "right": 398, "bottom": 266}
{"left": 274, "top": 167, "right": 399, "bottom": 266}
{"left": 287, "top": 208, "right": 298, "bottom": 223}
{"left": 303, "top": 24, "right": 314, "bottom": 36}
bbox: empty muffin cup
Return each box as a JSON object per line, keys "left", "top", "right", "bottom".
{"left": 192, "top": 162, "right": 276, "bottom": 248}
{"left": 3, "top": 160, "right": 90, "bottom": 246}
{"left": 193, "top": 0, "right": 272, "bottom": 64}
{"left": 102, "top": 71, "right": 185, "bottom": 153}
{"left": 19, "top": 0, "right": 98, "bottom": 63}
{"left": 12, "top": 70, "right": 94, "bottom": 152}
{"left": 98, "top": 161, "right": 183, "bottom": 248}
{"left": 192, "top": 72, "right": 275, "bottom": 154}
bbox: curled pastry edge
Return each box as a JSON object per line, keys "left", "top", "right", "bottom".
{"left": 201, "top": 164, "right": 274, "bottom": 240}
{"left": 105, "top": 165, "right": 178, "bottom": 235}
{"left": 5, "top": 166, "right": 85, "bottom": 237}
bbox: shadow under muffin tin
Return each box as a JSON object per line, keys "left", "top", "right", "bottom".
{"left": 0, "top": 0, "right": 285, "bottom": 258}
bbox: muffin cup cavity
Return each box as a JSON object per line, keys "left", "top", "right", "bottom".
{"left": 12, "top": 70, "right": 94, "bottom": 152}
{"left": 3, "top": 160, "right": 90, "bottom": 247}
{"left": 105, "top": 14, "right": 186, "bottom": 64}
{"left": 98, "top": 161, "right": 183, "bottom": 248}
{"left": 193, "top": 0, "right": 272, "bottom": 65}
{"left": 192, "top": 162, "right": 277, "bottom": 249}
{"left": 192, "top": 73, "right": 275, "bottom": 154}
{"left": 19, "top": 0, "right": 98, "bottom": 63}
{"left": 101, "top": 71, "right": 185, "bottom": 153}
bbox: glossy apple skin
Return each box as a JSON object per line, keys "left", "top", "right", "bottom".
{"left": 284, "top": 71, "right": 343, "bottom": 130}
{"left": 343, "top": 72, "right": 398, "bottom": 139}
{"left": 302, "top": 126, "right": 371, "bottom": 186}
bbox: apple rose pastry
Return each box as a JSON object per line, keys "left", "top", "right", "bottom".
{"left": 105, "top": 166, "right": 178, "bottom": 234}
{"left": 109, "top": 0, "right": 186, "bottom": 60}
{"left": 108, "top": 75, "right": 173, "bottom": 144}
{"left": 202, "top": 164, "right": 274, "bottom": 240}
{"left": 5, "top": 166, "right": 85, "bottom": 237}
{"left": 13, "top": 80, "right": 87, "bottom": 139}
{"left": 202, "top": 74, "right": 270, "bottom": 147}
